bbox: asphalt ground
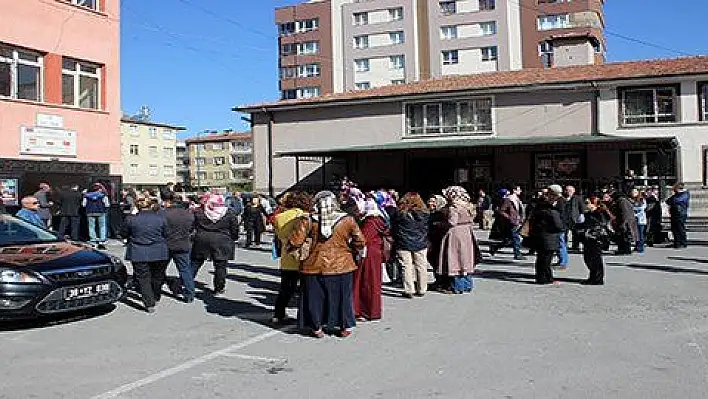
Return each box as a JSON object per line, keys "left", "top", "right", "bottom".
{"left": 1, "top": 231, "right": 707, "bottom": 399}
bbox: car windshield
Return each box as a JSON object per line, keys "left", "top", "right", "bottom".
{"left": 0, "top": 214, "right": 60, "bottom": 246}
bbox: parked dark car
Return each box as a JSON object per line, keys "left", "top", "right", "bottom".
{"left": 0, "top": 213, "right": 128, "bottom": 320}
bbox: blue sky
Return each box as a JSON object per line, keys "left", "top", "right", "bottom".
{"left": 120, "top": 0, "right": 708, "bottom": 139}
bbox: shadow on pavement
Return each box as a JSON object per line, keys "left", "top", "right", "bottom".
{"left": 229, "top": 262, "right": 281, "bottom": 278}
{"left": 607, "top": 261, "right": 708, "bottom": 276}
{"left": 667, "top": 256, "right": 708, "bottom": 264}
{"left": 474, "top": 269, "right": 585, "bottom": 285}
{"left": 0, "top": 304, "right": 117, "bottom": 332}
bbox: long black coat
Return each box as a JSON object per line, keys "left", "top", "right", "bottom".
{"left": 529, "top": 202, "right": 564, "bottom": 251}
{"left": 57, "top": 189, "right": 83, "bottom": 217}
{"left": 191, "top": 209, "right": 240, "bottom": 261}
{"left": 242, "top": 205, "right": 266, "bottom": 230}
{"left": 123, "top": 211, "right": 169, "bottom": 262}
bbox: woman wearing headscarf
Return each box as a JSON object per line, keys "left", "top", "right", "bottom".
{"left": 271, "top": 191, "right": 312, "bottom": 324}
{"left": 191, "top": 194, "right": 240, "bottom": 295}
{"left": 289, "top": 191, "right": 366, "bottom": 338}
{"left": 437, "top": 186, "right": 481, "bottom": 293}
{"left": 123, "top": 197, "right": 169, "bottom": 313}
{"left": 353, "top": 196, "right": 388, "bottom": 322}
{"left": 427, "top": 195, "right": 449, "bottom": 288}
{"left": 391, "top": 193, "right": 430, "bottom": 298}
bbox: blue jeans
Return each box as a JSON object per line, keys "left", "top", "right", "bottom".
{"left": 172, "top": 250, "right": 195, "bottom": 300}
{"left": 558, "top": 232, "right": 569, "bottom": 267}
{"left": 87, "top": 213, "right": 107, "bottom": 243}
{"left": 511, "top": 227, "right": 522, "bottom": 258}
{"left": 636, "top": 224, "right": 647, "bottom": 253}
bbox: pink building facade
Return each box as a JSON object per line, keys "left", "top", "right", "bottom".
{"left": 0, "top": 0, "right": 121, "bottom": 205}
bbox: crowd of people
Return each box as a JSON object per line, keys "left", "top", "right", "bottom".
{"left": 4, "top": 178, "right": 692, "bottom": 337}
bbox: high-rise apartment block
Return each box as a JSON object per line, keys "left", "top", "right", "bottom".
{"left": 275, "top": 0, "right": 604, "bottom": 99}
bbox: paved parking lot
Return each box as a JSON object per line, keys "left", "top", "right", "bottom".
{"left": 1, "top": 232, "right": 708, "bottom": 399}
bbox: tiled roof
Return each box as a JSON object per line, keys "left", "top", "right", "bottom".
{"left": 236, "top": 56, "right": 708, "bottom": 111}
{"left": 185, "top": 132, "right": 252, "bottom": 144}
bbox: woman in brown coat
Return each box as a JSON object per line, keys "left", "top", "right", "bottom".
{"left": 289, "top": 191, "right": 366, "bottom": 338}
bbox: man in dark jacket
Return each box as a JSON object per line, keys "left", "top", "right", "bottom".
{"left": 549, "top": 185, "right": 569, "bottom": 268}
{"left": 666, "top": 183, "right": 690, "bottom": 248}
{"left": 34, "top": 182, "right": 53, "bottom": 229}
{"left": 489, "top": 188, "right": 524, "bottom": 260}
{"left": 530, "top": 189, "right": 564, "bottom": 285}
{"left": 564, "top": 185, "right": 585, "bottom": 252}
{"left": 56, "top": 185, "right": 83, "bottom": 241}
{"left": 162, "top": 195, "right": 196, "bottom": 302}
{"left": 612, "top": 191, "right": 636, "bottom": 255}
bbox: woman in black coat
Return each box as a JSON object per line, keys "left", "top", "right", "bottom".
{"left": 242, "top": 196, "right": 266, "bottom": 248}
{"left": 579, "top": 199, "right": 611, "bottom": 285}
{"left": 529, "top": 192, "right": 564, "bottom": 285}
{"left": 123, "top": 197, "right": 169, "bottom": 313}
{"left": 191, "top": 194, "right": 240, "bottom": 295}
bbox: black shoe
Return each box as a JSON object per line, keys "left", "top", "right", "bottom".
{"left": 184, "top": 296, "right": 194, "bottom": 304}
{"left": 146, "top": 307, "right": 156, "bottom": 314}
{"left": 97, "top": 244, "right": 107, "bottom": 250}
{"left": 414, "top": 292, "right": 425, "bottom": 297}
{"left": 489, "top": 247, "right": 497, "bottom": 256}
{"left": 402, "top": 293, "right": 414, "bottom": 299}
{"left": 213, "top": 288, "right": 225, "bottom": 296}
{"left": 581, "top": 279, "right": 604, "bottom": 286}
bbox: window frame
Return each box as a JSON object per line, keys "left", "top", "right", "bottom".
{"left": 148, "top": 164, "right": 158, "bottom": 177}
{"left": 353, "top": 12, "right": 369, "bottom": 26}
{"left": 71, "top": 0, "right": 99, "bottom": 11}
{"left": 355, "top": 82, "right": 371, "bottom": 90}
{"left": 389, "top": 31, "right": 405, "bottom": 45}
{"left": 129, "top": 164, "right": 139, "bottom": 175}
{"left": 537, "top": 14, "right": 571, "bottom": 30}
{"left": 480, "top": 21, "right": 497, "bottom": 36}
{"left": 163, "top": 165, "right": 175, "bottom": 177}
{"left": 481, "top": 46, "right": 498, "bottom": 61}
{"left": 404, "top": 97, "right": 494, "bottom": 136}
{"left": 354, "top": 35, "right": 369, "bottom": 49}
{"left": 0, "top": 45, "right": 43, "bottom": 102}
{"left": 440, "top": 1, "right": 456, "bottom": 15}
{"left": 699, "top": 82, "right": 708, "bottom": 121}
{"left": 296, "top": 18, "right": 319, "bottom": 33}
{"left": 213, "top": 156, "right": 226, "bottom": 165}
{"left": 479, "top": 0, "right": 496, "bottom": 11}
{"left": 619, "top": 85, "right": 679, "bottom": 126}
{"left": 163, "top": 147, "right": 174, "bottom": 159}
{"left": 297, "top": 41, "right": 319, "bottom": 55}
{"left": 355, "top": 59, "right": 370, "bottom": 73}
{"left": 61, "top": 57, "right": 101, "bottom": 109}
{"left": 389, "top": 55, "right": 405, "bottom": 70}
{"left": 442, "top": 50, "right": 459, "bottom": 65}
{"left": 389, "top": 7, "right": 404, "bottom": 21}
{"left": 440, "top": 26, "right": 458, "bottom": 40}
{"left": 129, "top": 145, "right": 139, "bottom": 156}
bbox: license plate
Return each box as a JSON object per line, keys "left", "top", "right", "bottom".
{"left": 64, "top": 283, "right": 111, "bottom": 300}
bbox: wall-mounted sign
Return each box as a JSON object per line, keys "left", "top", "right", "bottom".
{"left": 20, "top": 126, "right": 77, "bottom": 157}
{"left": 36, "top": 113, "right": 64, "bottom": 129}
{"left": 0, "top": 178, "right": 18, "bottom": 206}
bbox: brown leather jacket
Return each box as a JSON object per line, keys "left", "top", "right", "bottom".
{"left": 289, "top": 215, "right": 366, "bottom": 275}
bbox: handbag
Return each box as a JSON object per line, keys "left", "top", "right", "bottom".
{"left": 519, "top": 219, "right": 531, "bottom": 238}
{"left": 287, "top": 216, "right": 313, "bottom": 261}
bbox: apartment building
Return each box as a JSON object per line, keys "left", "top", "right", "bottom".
{"left": 120, "top": 118, "right": 186, "bottom": 189}
{"left": 520, "top": 0, "right": 605, "bottom": 68}
{"left": 276, "top": 0, "right": 605, "bottom": 96}
{"left": 0, "top": 0, "right": 121, "bottom": 203}
{"left": 185, "top": 132, "right": 254, "bottom": 190}
{"left": 276, "top": 0, "right": 333, "bottom": 100}
{"left": 176, "top": 141, "right": 189, "bottom": 186}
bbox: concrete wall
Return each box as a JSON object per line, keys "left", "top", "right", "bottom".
{"left": 598, "top": 77, "right": 708, "bottom": 184}
{"left": 554, "top": 39, "right": 594, "bottom": 68}
{"left": 0, "top": 0, "right": 121, "bottom": 174}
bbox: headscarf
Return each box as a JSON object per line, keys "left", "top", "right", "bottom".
{"left": 375, "top": 190, "right": 396, "bottom": 209}
{"left": 431, "top": 195, "right": 448, "bottom": 210}
{"left": 204, "top": 194, "right": 227, "bottom": 222}
{"left": 443, "top": 186, "right": 471, "bottom": 203}
{"left": 362, "top": 197, "right": 383, "bottom": 218}
{"left": 312, "top": 191, "right": 346, "bottom": 239}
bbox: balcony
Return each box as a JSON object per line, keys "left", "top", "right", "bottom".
{"left": 231, "top": 161, "right": 254, "bottom": 170}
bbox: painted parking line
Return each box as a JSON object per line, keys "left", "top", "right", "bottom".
{"left": 90, "top": 327, "right": 292, "bottom": 399}
{"left": 220, "top": 353, "right": 287, "bottom": 363}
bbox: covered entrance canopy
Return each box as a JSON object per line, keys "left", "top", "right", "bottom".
{"left": 277, "top": 135, "right": 678, "bottom": 198}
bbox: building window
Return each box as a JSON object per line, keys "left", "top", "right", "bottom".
{"left": 148, "top": 146, "right": 158, "bottom": 158}
{"left": 280, "top": 66, "right": 296, "bottom": 79}
{"left": 281, "top": 89, "right": 297, "bottom": 100}
{"left": 442, "top": 50, "right": 459, "bottom": 65}
{"left": 480, "top": 22, "right": 497, "bottom": 36}
{"left": 148, "top": 127, "right": 157, "bottom": 138}
{"left": 355, "top": 82, "right": 371, "bottom": 90}
{"left": 62, "top": 58, "right": 100, "bottom": 109}
{"left": 232, "top": 154, "right": 251, "bottom": 164}
{"left": 163, "top": 147, "right": 174, "bottom": 159}
{"left": 625, "top": 150, "right": 676, "bottom": 187}
{"left": 700, "top": 83, "right": 708, "bottom": 121}
{"left": 389, "top": 31, "right": 404, "bottom": 45}
{"left": 278, "top": 22, "right": 295, "bottom": 36}
{"left": 214, "top": 156, "right": 225, "bottom": 165}
{"left": 391, "top": 79, "right": 406, "bottom": 85}
{"left": 440, "top": 1, "right": 456, "bottom": 15}
{"left": 148, "top": 165, "right": 158, "bottom": 176}
{"left": 195, "top": 157, "right": 206, "bottom": 166}
{"left": 129, "top": 125, "right": 139, "bottom": 136}
{"left": 479, "top": 0, "right": 495, "bottom": 11}
{"left": 71, "top": 0, "right": 99, "bottom": 11}
{"left": 0, "top": 45, "right": 42, "bottom": 102}
{"left": 281, "top": 43, "right": 296, "bottom": 56}
{"left": 129, "top": 164, "right": 139, "bottom": 175}
{"left": 162, "top": 129, "right": 176, "bottom": 140}
{"left": 212, "top": 142, "right": 224, "bottom": 150}
{"left": 620, "top": 86, "right": 678, "bottom": 125}
{"left": 389, "top": 7, "right": 403, "bottom": 21}
{"left": 129, "top": 145, "right": 139, "bottom": 156}
{"left": 440, "top": 26, "right": 457, "bottom": 40}
{"left": 538, "top": 14, "right": 570, "bottom": 30}
{"left": 298, "top": 63, "right": 320, "bottom": 78}
{"left": 195, "top": 172, "right": 207, "bottom": 181}
{"left": 354, "top": 35, "right": 369, "bottom": 49}
{"left": 297, "top": 42, "right": 319, "bottom": 55}
{"left": 296, "top": 18, "right": 319, "bottom": 33}
{"left": 539, "top": 40, "right": 554, "bottom": 68}
{"left": 298, "top": 86, "right": 320, "bottom": 98}
{"left": 389, "top": 55, "right": 405, "bottom": 70}
{"left": 481, "top": 46, "right": 498, "bottom": 61}
{"left": 213, "top": 171, "right": 226, "bottom": 180}
{"left": 354, "top": 12, "right": 369, "bottom": 26}
{"left": 163, "top": 165, "right": 174, "bottom": 177}
{"left": 355, "top": 59, "right": 370, "bottom": 72}
{"left": 406, "top": 99, "right": 493, "bottom": 135}
{"left": 232, "top": 141, "right": 251, "bottom": 151}
{"left": 196, "top": 144, "right": 205, "bottom": 152}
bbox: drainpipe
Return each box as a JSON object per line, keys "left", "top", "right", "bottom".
{"left": 590, "top": 81, "right": 600, "bottom": 136}
{"left": 263, "top": 108, "right": 275, "bottom": 198}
